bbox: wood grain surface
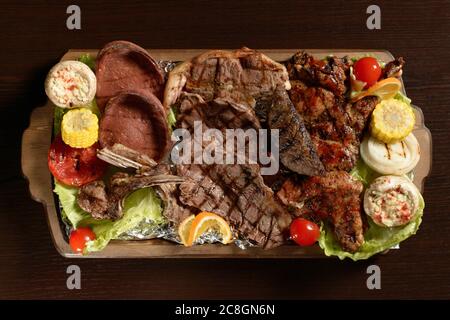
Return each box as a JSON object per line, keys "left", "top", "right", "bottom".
{"left": 1, "top": 0, "right": 450, "bottom": 299}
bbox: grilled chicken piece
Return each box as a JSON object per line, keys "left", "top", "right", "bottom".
{"left": 383, "top": 57, "right": 405, "bottom": 79}
{"left": 286, "top": 51, "right": 351, "bottom": 97}
{"left": 277, "top": 171, "right": 364, "bottom": 253}
{"left": 287, "top": 53, "right": 379, "bottom": 172}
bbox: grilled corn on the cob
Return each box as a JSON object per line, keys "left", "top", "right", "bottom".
{"left": 370, "top": 98, "right": 415, "bottom": 143}
{"left": 61, "top": 108, "right": 98, "bottom": 148}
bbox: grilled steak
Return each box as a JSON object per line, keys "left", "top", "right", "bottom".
{"left": 277, "top": 171, "right": 364, "bottom": 253}
{"left": 164, "top": 47, "right": 290, "bottom": 110}
{"left": 177, "top": 92, "right": 261, "bottom": 132}
{"left": 287, "top": 52, "right": 379, "bottom": 171}
{"left": 99, "top": 91, "right": 170, "bottom": 162}
{"left": 178, "top": 164, "right": 291, "bottom": 248}
{"left": 172, "top": 92, "right": 292, "bottom": 248}
{"left": 96, "top": 40, "right": 165, "bottom": 110}
{"left": 267, "top": 89, "right": 325, "bottom": 176}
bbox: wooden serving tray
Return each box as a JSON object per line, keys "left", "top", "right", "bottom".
{"left": 21, "top": 49, "right": 432, "bottom": 258}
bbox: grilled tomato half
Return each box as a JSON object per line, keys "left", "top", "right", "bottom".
{"left": 48, "top": 135, "right": 106, "bottom": 187}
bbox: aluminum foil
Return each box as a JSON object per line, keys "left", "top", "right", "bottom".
{"left": 117, "top": 219, "right": 253, "bottom": 249}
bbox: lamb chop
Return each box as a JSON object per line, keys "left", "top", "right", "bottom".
{"left": 77, "top": 144, "right": 185, "bottom": 220}
{"left": 277, "top": 171, "right": 365, "bottom": 253}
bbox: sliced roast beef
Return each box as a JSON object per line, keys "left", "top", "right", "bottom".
{"left": 96, "top": 40, "right": 165, "bottom": 110}
{"left": 99, "top": 91, "right": 170, "bottom": 162}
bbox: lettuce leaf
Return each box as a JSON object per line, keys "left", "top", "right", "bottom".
{"left": 53, "top": 181, "right": 165, "bottom": 253}
{"left": 350, "top": 159, "right": 380, "bottom": 188}
{"left": 167, "top": 107, "right": 177, "bottom": 129}
{"left": 53, "top": 107, "right": 67, "bottom": 136}
{"left": 321, "top": 161, "right": 425, "bottom": 260}
{"left": 54, "top": 182, "right": 94, "bottom": 227}
{"left": 319, "top": 195, "right": 424, "bottom": 261}
{"left": 86, "top": 187, "right": 164, "bottom": 252}
{"left": 78, "top": 53, "right": 96, "bottom": 70}
{"left": 52, "top": 99, "right": 100, "bottom": 136}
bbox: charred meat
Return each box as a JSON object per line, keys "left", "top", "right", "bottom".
{"left": 78, "top": 144, "right": 184, "bottom": 220}
{"left": 287, "top": 52, "right": 379, "bottom": 171}
{"left": 164, "top": 47, "right": 290, "bottom": 110}
{"left": 78, "top": 170, "right": 184, "bottom": 220}
{"left": 173, "top": 92, "right": 293, "bottom": 248}
{"left": 382, "top": 57, "right": 405, "bottom": 79}
{"left": 277, "top": 171, "right": 365, "bottom": 253}
{"left": 286, "top": 51, "right": 350, "bottom": 97}
{"left": 267, "top": 89, "right": 325, "bottom": 176}
{"left": 178, "top": 164, "right": 291, "bottom": 248}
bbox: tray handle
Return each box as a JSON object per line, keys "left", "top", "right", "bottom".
{"left": 21, "top": 103, "right": 54, "bottom": 204}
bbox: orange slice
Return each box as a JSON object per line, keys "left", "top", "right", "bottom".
{"left": 186, "top": 211, "right": 232, "bottom": 246}
{"left": 178, "top": 214, "right": 195, "bottom": 246}
{"left": 351, "top": 77, "right": 402, "bottom": 102}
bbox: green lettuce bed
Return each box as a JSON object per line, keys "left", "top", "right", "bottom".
{"left": 318, "top": 161, "right": 424, "bottom": 261}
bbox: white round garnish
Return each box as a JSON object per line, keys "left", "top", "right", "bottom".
{"left": 364, "top": 175, "right": 420, "bottom": 227}
{"left": 45, "top": 60, "right": 96, "bottom": 108}
{"left": 360, "top": 133, "right": 420, "bottom": 175}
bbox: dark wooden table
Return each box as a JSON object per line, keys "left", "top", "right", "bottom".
{"left": 1, "top": 0, "right": 449, "bottom": 299}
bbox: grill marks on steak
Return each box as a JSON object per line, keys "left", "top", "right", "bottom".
{"left": 287, "top": 52, "right": 379, "bottom": 171}
{"left": 173, "top": 92, "right": 291, "bottom": 248}
{"left": 277, "top": 171, "right": 365, "bottom": 253}
{"left": 178, "top": 164, "right": 290, "bottom": 248}
{"left": 164, "top": 47, "right": 290, "bottom": 111}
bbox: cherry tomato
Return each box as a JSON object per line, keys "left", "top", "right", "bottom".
{"left": 69, "top": 227, "right": 96, "bottom": 253}
{"left": 48, "top": 136, "right": 106, "bottom": 187}
{"left": 290, "top": 218, "right": 320, "bottom": 246}
{"left": 353, "top": 57, "right": 382, "bottom": 89}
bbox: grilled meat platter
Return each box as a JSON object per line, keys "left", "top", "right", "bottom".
{"left": 40, "top": 41, "right": 426, "bottom": 260}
